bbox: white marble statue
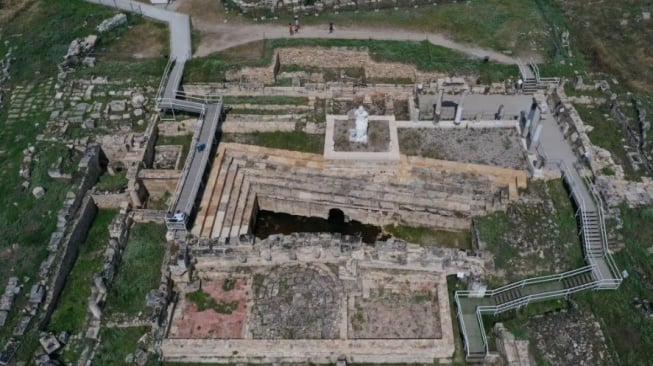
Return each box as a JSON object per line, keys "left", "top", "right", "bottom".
{"left": 350, "top": 105, "right": 369, "bottom": 143}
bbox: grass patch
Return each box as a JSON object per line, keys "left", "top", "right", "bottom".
{"left": 384, "top": 224, "right": 472, "bottom": 250}
{"left": 48, "top": 209, "right": 117, "bottom": 335}
{"left": 221, "top": 131, "right": 324, "bottom": 154}
{"left": 156, "top": 134, "right": 193, "bottom": 167}
{"left": 575, "top": 103, "right": 642, "bottom": 181}
{"left": 104, "top": 222, "right": 167, "bottom": 317}
{"left": 474, "top": 179, "right": 583, "bottom": 281}
{"left": 185, "top": 39, "right": 517, "bottom": 83}
{"left": 186, "top": 289, "right": 239, "bottom": 314}
{"left": 94, "top": 326, "right": 151, "bottom": 365}
{"left": 223, "top": 95, "right": 309, "bottom": 105}
{"left": 270, "top": 0, "right": 548, "bottom": 56}
{"left": 95, "top": 170, "right": 128, "bottom": 192}
{"left": 574, "top": 205, "right": 653, "bottom": 365}
{"left": 222, "top": 278, "right": 236, "bottom": 292}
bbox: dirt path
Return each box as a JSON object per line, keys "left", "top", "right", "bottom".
{"left": 172, "top": 0, "right": 517, "bottom": 64}
{"left": 193, "top": 23, "right": 517, "bottom": 64}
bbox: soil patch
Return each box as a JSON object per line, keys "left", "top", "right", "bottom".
{"left": 334, "top": 119, "right": 390, "bottom": 152}
{"left": 398, "top": 127, "right": 526, "bottom": 169}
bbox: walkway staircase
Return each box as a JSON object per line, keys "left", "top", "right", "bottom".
{"left": 154, "top": 58, "right": 225, "bottom": 232}
{"left": 455, "top": 161, "right": 622, "bottom": 362}
{"left": 517, "top": 58, "right": 561, "bottom": 94}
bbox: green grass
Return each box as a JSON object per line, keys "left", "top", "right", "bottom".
{"left": 223, "top": 95, "right": 309, "bottom": 105}
{"left": 474, "top": 179, "right": 583, "bottom": 281}
{"left": 94, "top": 326, "right": 152, "bottom": 365}
{"left": 221, "top": 131, "right": 324, "bottom": 154}
{"left": 185, "top": 39, "right": 517, "bottom": 84}
{"left": 186, "top": 289, "right": 239, "bottom": 314}
{"left": 573, "top": 205, "right": 653, "bottom": 365}
{"left": 222, "top": 278, "right": 236, "bottom": 292}
{"left": 575, "top": 104, "right": 642, "bottom": 181}
{"left": 156, "top": 134, "right": 194, "bottom": 167}
{"left": 104, "top": 222, "right": 166, "bottom": 317}
{"left": 266, "top": 0, "right": 549, "bottom": 56}
{"left": 96, "top": 170, "right": 128, "bottom": 192}
{"left": 48, "top": 209, "right": 117, "bottom": 335}
{"left": 383, "top": 224, "right": 472, "bottom": 250}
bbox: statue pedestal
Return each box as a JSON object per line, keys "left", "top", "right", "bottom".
{"left": 348, "top": 128, "right": 368, "bottom": 143}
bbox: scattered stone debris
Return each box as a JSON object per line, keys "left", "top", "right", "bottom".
{"left": 32, "top": 186, "right": 46, "bottom": 199}
{"left": 0, "top": 277, "right": 20, "bottom": 327}
{"left": 97, "top": 13, "right": 127, "bottom": 33}
{"left": 61, "top": 35, "right": 97, "bottom": 70}
{"left": 39, "top": 332, "right": 62, "bottom": 355}
{"left": 633, "top": 297, "right": 653, "bottom": 317}
{"left": 524, "top": 308, "right": 613, "bottom": 366}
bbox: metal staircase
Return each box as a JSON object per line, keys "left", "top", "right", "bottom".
{"left": 517, "top": 58, "right": 561, "bottom": 94}
{"left": 455, "top": 161, "right": 622, "bottom": 362}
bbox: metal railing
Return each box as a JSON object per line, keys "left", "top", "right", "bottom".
{"left": 178, "top": 106, "right": 221, "bottom": 216}
{"left": 156, "top": 58, "right": 176, "bottom": 102}
{"left": 455, "top": 299, "right": 472, "bottom": 358}
{"left": 157, "top": 98, "right": 206, "bottom": 114}
{"left": 584, "top": 176, "right": 623, "bottom": 286}
{"left": 475, "top": 272, "right": 599, "bottom": 315}
{"left": 476, "top": 309, "right": 489, "bottom": 354}
{"left": 529, "top": 58, "right": 541, "bottom": 83}
{"left": 166, "top": 106, "right": 207, "bottom": 215}
{"left": 455, "top": 148, "right": 623, "bottom": 360}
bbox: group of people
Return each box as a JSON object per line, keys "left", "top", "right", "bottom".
{"left": 288, "top": 16, "right": 334, "bottom": 35}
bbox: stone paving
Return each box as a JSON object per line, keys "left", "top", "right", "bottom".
{"left": 250, "top": 264, "right": 341, "bottom": 340}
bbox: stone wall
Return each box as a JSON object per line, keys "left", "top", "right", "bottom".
{"left": 190, "top": 233, "right": 490, "bottom": 277}
{"left": 231, "top": 0, "right": 436, "bottom": 16}
{"left": 40, "top": 195, "right": 98, "bottom": 328}
{"left": 92, "top": 193, "right": 130, "bottom": 209}
{"left": 226, "top": 48, "right": 445, "bottom": 84}
{"left": 138, "top": 169, "right": 182, "bottom": 198}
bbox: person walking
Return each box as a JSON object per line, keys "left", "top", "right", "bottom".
{"left": 329, "top": 21, "right": 334, "bottom": 33}
{"left": 289, "top": 22, "right": 294, "bottom": 36}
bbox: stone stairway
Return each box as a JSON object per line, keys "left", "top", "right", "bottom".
{"left": 191, "top": 143, "right": 527, "bottom": 240}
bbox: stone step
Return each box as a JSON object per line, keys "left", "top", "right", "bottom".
{"left": 211, "top": 160, "right": 243, "bottom": 238}
{"left": 229, "top": 180, "right": 252, "bottom": 238}
{"left": 240, "top": 183, "right": 259, "bottom": 236}
{"left": 192, "top": 151, "right": 228, "bottom": 236}
{"left": 221, "top": 164, "right": 247, "bottom": 238}
{"left": 248, "top": 177, "right": 478, "bottom": 213}
{"left": 200, "top": 155, "right": 234, "bottom": 238}
{"left": 245, "top": 168, "right": 489, "bottom": 203}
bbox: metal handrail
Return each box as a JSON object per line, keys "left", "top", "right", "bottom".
{"left": 529, "top": 57, "right": 541, "bottom": 83}
{"left": 456, "top": 265, "right": 595, "bottom": 299}
{"left": 476, "top": 275, "right": 600, "bottom": 315}
{"left": 166, "top": 107, "right": 206, "bottom": 213}
{"left": 476, "top": 309, "right": 489, "bottom": 354}
{"left": 179, "top": 106, "right": 221, "bottom": 215}
{"left": 584, "top": 176, "right": 623, "bottom": 281}
{"left": 174, "top": 90, "right": 224, "bottom": 104}
{"left": 156, "top": 58, "right": 176, "bottom": 102}
{"left": 454, "top": 296, "right": 471, "bottom": 358}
